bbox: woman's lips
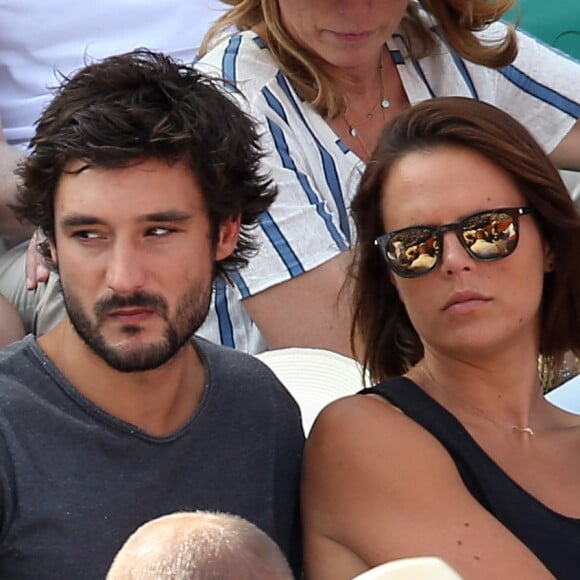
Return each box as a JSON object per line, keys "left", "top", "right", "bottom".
{"left": 443, "top": 291, "right": 492, "bottom": 313}
{"left": 329, "top": 29, "right": 376, "bottom": 43}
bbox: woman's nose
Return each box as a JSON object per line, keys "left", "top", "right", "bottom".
{"left": 337, "top": 0, "right": 371, "bottom": 19}
{"left": 440, "top": 231, "right": 473, "bottom": 275}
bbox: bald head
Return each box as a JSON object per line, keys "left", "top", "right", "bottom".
{"left": 107, "top": 511, "right": 293, "bottom": 580}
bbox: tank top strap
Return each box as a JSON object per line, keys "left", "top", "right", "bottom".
{"left": 360, "top": 376, "right": 492, "bottom": 501}
{"left": 361, "top": 376, "right": 473, "bottom": 448}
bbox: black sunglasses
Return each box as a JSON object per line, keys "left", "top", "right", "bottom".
{"left": 375, "top": 206, "right": 534, "bottom": 278}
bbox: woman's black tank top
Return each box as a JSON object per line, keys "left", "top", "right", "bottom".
{"left": 362, "top": 377, "right": 580, "bottom": 579}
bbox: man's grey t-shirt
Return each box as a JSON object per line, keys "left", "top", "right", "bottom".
{"left": 0, "top": 336, "right": 304, "bottom": 579}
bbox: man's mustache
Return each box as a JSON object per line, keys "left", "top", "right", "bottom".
{"left": 95, "top": 292, "right": 168, "bottom": 319}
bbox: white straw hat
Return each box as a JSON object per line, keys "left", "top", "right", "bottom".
{"left": 256, "top": 347, "right": 370, "bottom": 435}
{"left": 351, "top": 557, "right": 462, "bottom": 580}
{"left": 545, "top": 374, "right": 580, "bottom": 414}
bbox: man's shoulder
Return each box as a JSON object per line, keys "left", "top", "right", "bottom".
{"left": 0, "top": 335, "right": 54, "bottom": 410}
{"left": 194, "top": 337, "right": 302, "bottom": 415}
{"left": 0, "top": 336, "right": 40, "bottom": 381}
{"left": 194, "top": 336, "right": 280, "bottom": 381}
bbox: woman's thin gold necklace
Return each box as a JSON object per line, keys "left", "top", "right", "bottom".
{"left": 416, "top": 364, "right": 535, "bottom": 436}
{"left": 343, "top": 52, "right": 390, "bottom": 159}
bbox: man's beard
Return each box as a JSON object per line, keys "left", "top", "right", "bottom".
{"left": 61, "top": 281, "right": 212, "bottom": 373}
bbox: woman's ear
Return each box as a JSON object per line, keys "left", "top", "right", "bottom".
{"left": 389, "top": 270, "right": 400, "bottom": 294}
{"left": 543, "top": 243, "right": 555, "bottom": 273}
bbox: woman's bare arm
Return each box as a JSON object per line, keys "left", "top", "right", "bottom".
{"left": 243, "top": 251, "right": 359, "bottom": 358}
{"left": 551, "top": 119, "right": 580, "bottom": 171}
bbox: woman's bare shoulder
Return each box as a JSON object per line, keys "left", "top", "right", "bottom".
{"left": 303, "top": 390, "right": 461, "bottom": 517}
{"left": 302, "top": 392, "right": 553, "bottom": 579}
{"left": 307, "top": 390, "right": 436, "bottom": 457}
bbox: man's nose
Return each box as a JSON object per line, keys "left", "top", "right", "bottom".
{"left": 104, "top": 242, "right": 147, "bottom": 294}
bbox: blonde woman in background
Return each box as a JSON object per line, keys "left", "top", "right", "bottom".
{"left": 192, "top": 0, "right": 580, "bottom": 356}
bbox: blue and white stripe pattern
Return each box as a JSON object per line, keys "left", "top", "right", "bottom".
{"left": 195, "top": 21, "right": 580, "bottom": 353}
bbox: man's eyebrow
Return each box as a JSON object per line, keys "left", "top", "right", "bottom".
{"left": 59, "top": 210, "right": 194, "bottom": 229}
{"left": 140, "top": 210, "right": 193, "bottom": 223}
{"left": 60, "top": 215, "right": 103, "bottom": 229}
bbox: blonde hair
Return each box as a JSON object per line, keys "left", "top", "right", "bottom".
{"left": 199, "top": 0, "right": 518, "bottom": 118}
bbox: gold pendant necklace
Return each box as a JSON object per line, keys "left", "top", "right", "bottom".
{"left": 415, "top": 364, "right": 535, "bottom": 436}
{"left": 511, "top": 425, "right": 535, "bottom": 435}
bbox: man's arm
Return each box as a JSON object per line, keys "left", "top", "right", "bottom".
{"left": 243, "top": 251, "right": 359, "bottom": 358}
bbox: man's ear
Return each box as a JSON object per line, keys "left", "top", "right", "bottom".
{"left": 215, "top": 216, "right": 241, "bottom": 262}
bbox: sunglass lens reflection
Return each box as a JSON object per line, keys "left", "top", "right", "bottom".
{"left": 461, "top": 211, "right": 517, "bottom": 259}
{"left": 387, "top": 228, "right": 439, "bottom": 275}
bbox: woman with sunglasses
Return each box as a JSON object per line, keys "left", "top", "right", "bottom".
{"left": 302, "top": 97, "right": 580, "bottom": 580}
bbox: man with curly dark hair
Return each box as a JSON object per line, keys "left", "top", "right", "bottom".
{"left": 0, "top": 50, "right": 303, "bottom": 580}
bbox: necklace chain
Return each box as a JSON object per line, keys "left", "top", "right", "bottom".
{"left": 415, "top": 364, "right": 535, "bottom": 436}
{"left": 343, "top": 50, "right": 390, "bottom": 159}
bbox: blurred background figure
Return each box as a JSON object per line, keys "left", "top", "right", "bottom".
{"left": 106, "top": 511, "right": 294, "bottom": 580}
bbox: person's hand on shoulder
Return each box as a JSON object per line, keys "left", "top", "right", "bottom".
{"left": 25, "top": 230, "right": 51, "bottom": 290}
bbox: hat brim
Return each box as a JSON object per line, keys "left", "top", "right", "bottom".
{"left": 256, "top": 347, "right": 370, "bottom": 435}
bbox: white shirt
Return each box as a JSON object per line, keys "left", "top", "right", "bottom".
{"left": 0, "top": 0, "right": 225, "bottom": 149}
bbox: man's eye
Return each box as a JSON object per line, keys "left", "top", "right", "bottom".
{"left": 73, "top": 231, "right": 103, "bottom": 240}
{"left": 147, "top": 227, "right": 173, "bottom": 236}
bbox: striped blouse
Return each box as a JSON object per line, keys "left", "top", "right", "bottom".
{"left": 195, "top": 20, "right": 580, "bottom": 353}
